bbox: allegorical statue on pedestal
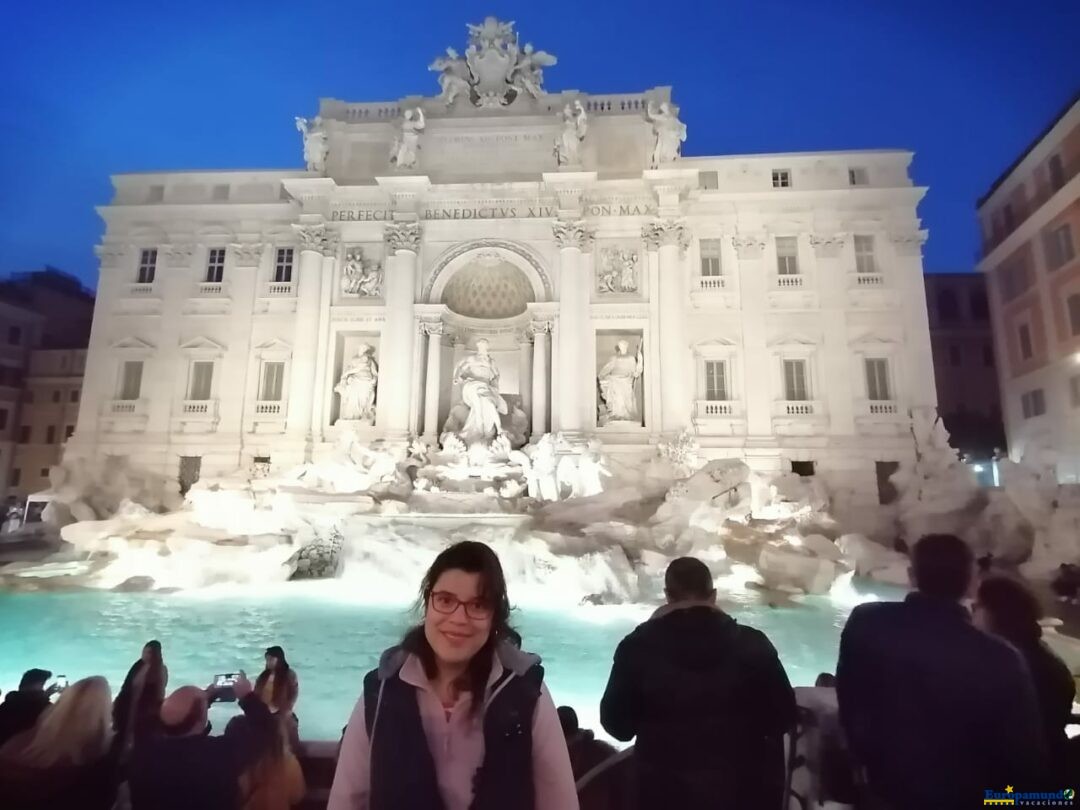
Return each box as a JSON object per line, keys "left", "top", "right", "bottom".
{"left": 295, "top": 115, "right": 329, "bottom": 173}
{"left": 553, "top": 100, "right": 587, "bottom": 168}
{"left": 334, "top": 344, "right": 378, "bottom": 424}
{"left": 645, "top": 101, "right": 687, "bottom": 167}
{"left": 389, "top": 108, "right": 425, "bottom": 170}
{"left": 598, "top": 340, "right": 644, "bottom": 425}
{"left": 446, "top": 339, "right": 508, "bottom": 445}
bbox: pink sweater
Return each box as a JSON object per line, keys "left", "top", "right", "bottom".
{"left": 327, "top": 653, "right": 579, "bottom": 810}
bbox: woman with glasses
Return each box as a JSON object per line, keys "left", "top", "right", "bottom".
{"left": 328, "top": 540, "right": 578, "bottom": 810}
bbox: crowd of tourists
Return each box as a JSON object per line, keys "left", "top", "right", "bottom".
{"left": 0, "top": 534, "right": 1076, "bottom": 810}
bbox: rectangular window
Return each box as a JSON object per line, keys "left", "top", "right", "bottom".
{"left": 1071, "top": 374, "right": 1080, "bottom": 409}
{"left": 0, "top": 409, "right": 6, "bottom": 430}
{"left": 771, "top": 169, "right": 791, "bottom": 188}
{"left": 1042, "top": 223, "right": 1075, "bottom": 271}
{"left": 864, "top": 358, "right": 891, "bottom": 401}
{"left": 10, "top": 468, "right": 20, "bottom": 487}
{"left": 7, "top": 326, "right": 21, "bottom": 345}
{"left": 118, "top": 360, "right": 144, "bottom": 401}
{"left": 848, "top": 167, "right": 869, "bottom": 186}
{"left": 1021, "top": 388, "right": 1046, "bottom": 419}
{"left": 70, "top": 389, "right": 79, "bottom": 403}
{"left": 1018, "top": 323, "right": 1033, "bottom": 361}
{"left": 1003, "top": 203, "right": 1015, "bottom": 231}
{"left": 260, "top": 361, "right": 285, "bottom": 401}
{"left": 51, "top": 390, "right": 60, "bottom": 403}
{"left": 211, "top": 184, "right": 230, "bottom": 201}
{"left": 65, "top": 425, "right": 75, "bottom": 440}
{"left": 18, "top": 426, "right": 30, "bottom": 443}
{"left": 783, "top": 359, "right": 809, "bottom": 401}
{"left": 1048, "top": 153, "right": 1065, "bottom": 191}
{"left": 1069, "top": 294, "right": 1080, "bottom": 337}
{"left": 39, "top": 468, "right": 49, "bottom": 479}
{"left": 700, "top": 239, "right": 723, "bottom": 277}
{"left": 46, "top": 426, "right": 56, "bottom": 444}
{"left": 274, "top": 248, "right": 294, "bottom": 283}
{"left": 699, "top": 171, "right": 718, "bottom": 190}
{"left": 205, "top": 248, "right": 226, "bottom": 283}
{"left": 999, "top": 258, "right": 1033, "bottom": 302}
{"left": 791, "top": 460, "right": 815, "bottom": 477}
{"left": 188, "top": 361, "right": 214, "bottom": 401}
{"left": 776, "top": 237, "right": 799, "bottom": 275}
{"left": 704, "top": 361, "right": 728, "bottom": 401}
{"left": 876, "top": 461, "right": 900, "bottom": 505}
{"left": 137, "top": 249, "right": 157, "bottom": 284}
{"left": 147, "top": 185, "right": 164, "bottom": 203}
{"left": 854, "top": 235, "right": 876, "bottom": 274}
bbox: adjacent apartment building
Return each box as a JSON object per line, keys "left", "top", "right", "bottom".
{"left": 0, "top": 270, "right": 95, "bottom": 502}
{"left": 923, "top": 272, "right": 1004, "bottom": 458}
{"left": 977, "top": 91, "right": 1080, "bottom": 481}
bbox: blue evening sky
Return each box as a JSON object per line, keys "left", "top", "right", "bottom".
{"left": 1, "top": 0, "right": 1077, "bottom": 288}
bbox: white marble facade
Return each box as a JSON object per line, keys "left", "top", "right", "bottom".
{"left": 70, "top": 18, "right": 937, "bottom": 503}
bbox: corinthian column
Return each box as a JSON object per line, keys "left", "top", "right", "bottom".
{"left": 421, "top": 322, "right": 444, "bottom": 442}
{"left": 310, "top": 231, "right": 338, "bottom": 442}
{"left": 376, "top": 221, "right": 422, "bottom": 440}
{"left": 552, "top": 220, "right": 594, "bottom": 436}
{"left": 530, "top": 321, "right": 551, "bottom": 436}
{"left": 644, "top": 219, "right": 691, "bottom": 434}
{"left": 285, "top": 222, "right": 328, "bottom": 443}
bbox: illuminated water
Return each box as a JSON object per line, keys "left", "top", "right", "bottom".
{"left": 0, "top": 581, "right": 904, "bottom": 740}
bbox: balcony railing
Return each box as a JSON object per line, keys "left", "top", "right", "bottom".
{"left": 867, "top": 400, "right": 898, "bottom": 415}
{"left": 774, "top": 274, "right": 804, "bottom": 289}
{"left": 181, "top": 399, "right": 218, "bottom": 417}
{"left": 697, "top": 276, "right": 727, "bottom": 291}
{"left": 127, "top": 283, "right": 156, "bottom": 297}
{"left": 196, "top": 282, "right": 226, "bottom": 297}
{"left": 695, "top": 400, "right": 741, "bottom": 418}
{"left": 264, "top": 281, "right": 295, "bottom": 297}
{"left": 772, "top": 400, "right": 821, "bottom": 417}
{"left": 254, "top": 401, "right": 285, "bottom": 416}
{"left": 107, "top": 399, "right": 147, "bottom": 416}
{"left": 853, "top": 273, "right": 884, "bottom": 287}
{"left": 980, "top": 156, "right": 1080, "bottom": 257}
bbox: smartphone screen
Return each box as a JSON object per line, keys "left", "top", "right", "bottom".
{"left": 213, "top": 673, "right": 238, "bottom": 687}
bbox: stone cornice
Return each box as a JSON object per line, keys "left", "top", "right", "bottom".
{"left": 161, "top": 243, "right": 195, "bottom": 267}
{"left": 732, "top": 234, "right": 766, "bottom": 259}
{"left": 229, "top": 242, "right": 265, "bottom": 266}
{"left": 889, "top": 229, "right": 928, "bottom": 257}
{"left": 809, "top": 233, "right": 848, "bottom": 258}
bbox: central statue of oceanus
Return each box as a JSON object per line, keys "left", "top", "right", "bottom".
{"left": 444, "top": 339, "right": 508, "bottom": 445}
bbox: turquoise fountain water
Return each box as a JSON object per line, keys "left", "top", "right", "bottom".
{"left": 0, "top": 579, "right": 903, "bottom": 740}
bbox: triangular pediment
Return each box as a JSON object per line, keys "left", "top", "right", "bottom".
{"left": 692, "top": 337, "right": 739, "bottom": 355}
{"left": 179, "top": 336, "right": 227, "bottom": 353}
{"left": 849, "top": 330, "right": 898, "bottom": 346}
{"left": 254, "top": 338, "right": 292, "bottom": 353}
{"left": 768, "top": 332, "right": 818, "bottom": 348}
{"left": 110, "top": 336, "right": 156, "bottom": 352}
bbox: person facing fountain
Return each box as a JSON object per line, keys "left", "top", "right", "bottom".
{"left": 328, "top": 540, "right": 578, "bottom": 810}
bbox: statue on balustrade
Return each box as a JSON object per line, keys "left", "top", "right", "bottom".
{"left": 597, "top": 340, "right": 644, "bottom": 425}
{"left": 295, "top": 115, "right": 329, "bottom": 174}
{"left": 554, "top": 100, "right": 587, "bottom": 167}
{"left": 444, "top": 338, "right": 508, "bottom": 445}
{"left": 335, "top": 344, "right": 378, "bottom": 424}
{"left": 390, "top": 108, "right": 425, "bottom": 170}
{"left": 645, "top": 101, "right": 686, "bottom": 167}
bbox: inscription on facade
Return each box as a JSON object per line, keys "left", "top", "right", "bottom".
{"left": 330, "top": 202, "right": 655, "bottom": 222}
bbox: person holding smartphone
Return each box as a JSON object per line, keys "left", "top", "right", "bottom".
{"left": 0, "top": 670, "right": 57, "bottom": 748}
{"left": 113, "top": 640, "right": 169, "bottom": 752}
{"left": 254, "top": 645, "right": 299, "bottom": 747}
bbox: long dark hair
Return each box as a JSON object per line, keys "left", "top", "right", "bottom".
{"left": 977, "top": 575, "right": 1043, "bottom": 647}
{"left": 257, "top": 645, "right": 292, "bottom": 710}
{"left": 401, "top": 541, "right": 516, "bottom": 715}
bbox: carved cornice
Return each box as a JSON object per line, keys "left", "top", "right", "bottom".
{"left": 889, "top": 230, "right": 928, "bottom": 257}
{"left": 641, "top": 219, "right": 689, "bottom": 252}
{"left": 384, "top": 221, "right": 423, "bottom": 253}
{"left": 293, "top": 223, "right": 327, "bottom": 253}
{"left": 551, "top": 219, "right": 595, "bottom": 251}
{"left": 731, "top": 234, "right": 766, "bottom": 260}
{"left": 809, "top": 233, "right": 848, "bottom": 259}
{"left": 229, "top": 242, "right": 265, "bottom": 267}
{"left": 162, "top": 243, "right": 195, "bottom": 267}
{"left": 95, "top": 243, "right": 127, "bottom": 268}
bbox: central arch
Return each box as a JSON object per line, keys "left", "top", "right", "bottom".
{"left": 423, "top": 240, "right": 553, "bottom": 306}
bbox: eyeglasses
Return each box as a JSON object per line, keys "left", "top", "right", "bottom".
{"left": 429, "top": 591, "right": 494, "bottom": 621}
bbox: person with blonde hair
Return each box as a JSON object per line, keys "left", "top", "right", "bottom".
{"left": 0, "top": 675, "right": 119, "bottom": 809}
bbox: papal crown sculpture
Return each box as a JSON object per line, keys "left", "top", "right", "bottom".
{"left": 429, "top": 17, "right": 558, "bottom": 108}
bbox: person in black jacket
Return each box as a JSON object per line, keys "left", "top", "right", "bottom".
{"left": 0, "top": 670, "right": 56, "bottom": 748}
{"left": 128, "top": 671, "right": 274, "bottom": 810}
{"left": 837, "top": 534, "right": 1048, "bottom": 810}
{"left": 973, "top": 575, "right": 1076, "bottom": 782}
{"left": 600, "top": 556, "right": 796, "bottom": 810}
